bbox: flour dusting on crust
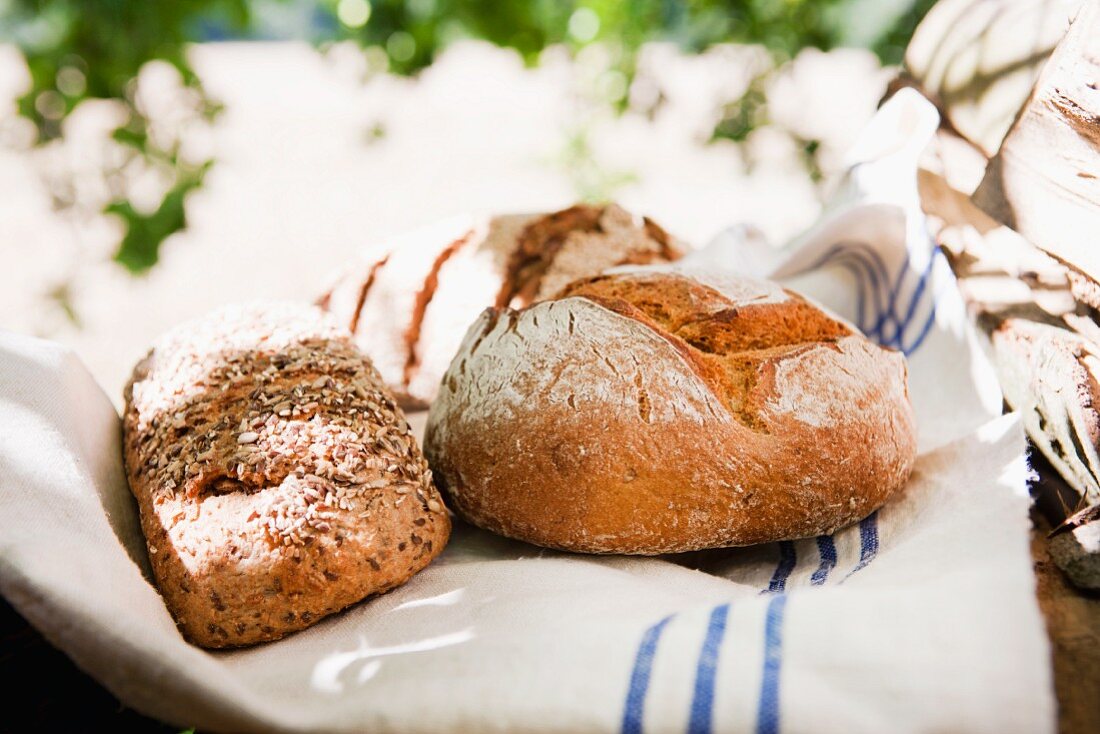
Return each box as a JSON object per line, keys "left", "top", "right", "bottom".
{"left": 431, "top": 297, "right": 729, "bottom": 434}
{"left": 425, "top": 270, "right": 916, "bottom": 555}
{"left": 607, "top": 264, "right": 789, "bottom": 306}
{"left": 767, "top": 336, "right": 907, "bottom": 429}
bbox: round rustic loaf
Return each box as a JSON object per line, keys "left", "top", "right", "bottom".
{"left": 424, "top": 270, "right": 916, "bottom": 554}
{"left": 122, "top": 303, "right": 449, "bottom": 648}
{"left": 317, "top": 203, "right": 682, "bottom": 407}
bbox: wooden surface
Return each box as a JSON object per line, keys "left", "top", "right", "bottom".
{"left": 918, "top": 156, "right": 1100, "bottom": 538}
{"left": 973, "top": 0, "right": 1100, "bottom": 284}
{"left": 904, "top": 0, "right": 1082, "bottom": 157}
{"left": 1031, "top": 508, "right": 1100, "bottom": 734}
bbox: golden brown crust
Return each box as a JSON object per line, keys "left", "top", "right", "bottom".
{"left": 558, "top": 274, "right": 854, "bottom": 429}
{"left": 496, "top": 204, "right": 684, "bottom": 308}
{"left": 403, "top": 231, "right": 473, "bottom": 385}
{"left": 122, "top": 303, "right": 450, "bottom": 648}
{"left": 317, "top": 204, "right": 683, "bottom": 406}
{"left": 425, "top": 271, "right": 916, "bottom": 554}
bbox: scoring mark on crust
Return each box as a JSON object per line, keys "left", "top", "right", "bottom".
{"left": 556, "top": 273, "right": 852, "bottom": 431}
{"left": 403, "top": 230, "right": 476, "bottom": 385}
{"left": 350, "top": 255, "right": 390, "bottom": 335}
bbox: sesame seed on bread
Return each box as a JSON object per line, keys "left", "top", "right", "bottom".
{"left": 123, "top": 302, "right": 449, "bottom": 648}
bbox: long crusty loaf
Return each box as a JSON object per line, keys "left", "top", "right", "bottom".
{"left": 424, "top": 270, "right": 916, "bottom": 554}
{"left": 318, "top": 203, "right": 682, "bottom": 407}
{"left": 122, "top": 303, "right": 449, "bottom": 648}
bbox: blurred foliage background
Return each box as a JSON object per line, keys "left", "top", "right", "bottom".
{"left": 0, "top": 0, "right": 936, "bottom": 273}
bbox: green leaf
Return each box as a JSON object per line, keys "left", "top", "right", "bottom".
{"left": 3, "top": 0, "right": 939, "bottom": 282}
{"left": 109, "top": 164, "right": 209, "bottom": 273}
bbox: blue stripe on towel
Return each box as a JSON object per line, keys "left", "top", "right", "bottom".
{"left": 621, "top": 615, "right": 673, "bottom": 734}
{"left": 803, "top": 241, "right": 940, "bottom": 356}
{"left": 756, "top": 594, "right": 789, "bottom": 734}
{"left": 896, "top": 249, "right": 939, "bottom": 355}
{"left": 810, "top": 535, "right": 837, "bottom": 586}
{"left": 843, "top": 512, "right": 880, "bottom": 582}
{"left": 765, "top": 542, "right": 796, "bottom": 594}
{"left": 807, "top": 242, "right": 890, "bottom": 337}
{"left": 896, "top": 250, "right": 933, "bottom": 340}
{"left": 687, "top": 604, "right": 731, "bottom": 734}
{"left": 831, "top": 253, "right": 885, "bottom": 335}
{"left": 903, "top": 302, "right": 937, "bottom": 357}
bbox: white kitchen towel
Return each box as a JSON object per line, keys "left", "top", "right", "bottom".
{"left": 0, "top": 91, "right": 1053, "bottom": 733}
{"left": 699, "top": 89, "right": 1003, "bottom": 451}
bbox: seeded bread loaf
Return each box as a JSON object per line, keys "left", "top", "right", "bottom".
{"left": 424, "top": 270, "right": 916, "bottom": 554}
{"left": 317, "top": 203, "right": 682, "bottom": 407}
{"left": 122, "top": 303, "right": 449, "bottom": 648}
